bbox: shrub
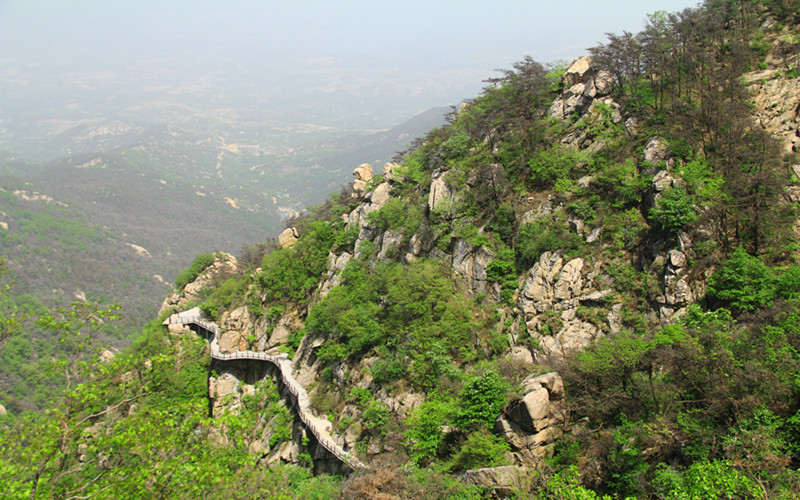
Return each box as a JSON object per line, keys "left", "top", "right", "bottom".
{"left": 528, "top": 145, "right": 590, "bottom": 188}
{"left": 175, "top": 253, "right": 216, "bottom": 290}
{"left": 450, "top": 428, "right": 510, "bottom": 471}
{"left": 593, "top": 158, "right": 644, "bottom": 209}
{"left": 199, "top": 277, "right": 247, "bottom": 321}
{"left": 258, "top": 221, "right": 335, "bottom": 303}
{"left": 362, "top": 400, "right": 391, "bottom": 435}
{"left": 516, "top": 214, "right": 582, "bottom": 270}
{"left": 455, "top": 370, "right": 509, "bottom": 431}
{"left": 405, "top": 400, "right": 454, "bottom": 465}
{"left": 366, "top": 198, "right": 423, "bottom": 238}
{"left": 486, "top": 248, "right": 518, "bottom": 304}
{"left": 707, "top": 246, "right": 775, "bottom": 312}
{"left": 650, "top": 186, "right": 697, "bottom": 235}
{"left": 486, "top": 204, "right": 516, "bottom": 243}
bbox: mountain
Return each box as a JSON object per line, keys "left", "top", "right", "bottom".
{"left": 0, "top": 108, "right": 448, "bottom": 330}
{"left": 2, "top": 1, "right": 800, "bottom": 498}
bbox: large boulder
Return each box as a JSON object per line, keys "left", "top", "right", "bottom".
{"left": 517, "top": 252, "right": 608, "bottom": 361}
{"left": 495, "top": 372, "right": 567, "bottom": 464}
{"left": 352, "top": 163, "right": 374, "bottom": 198}
{"left": 278, "top": 227, "right": 299, "bottom": 248}
{"left": 428, "top": 168, "right": 457, "bottom": 216}
{"left": 549, "top": 56, "right": 616, "bottom": 121}
{"left": 563, "top": 56, "right": 593, "bottom": 87}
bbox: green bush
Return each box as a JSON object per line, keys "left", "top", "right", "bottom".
{"left": 200, "top": 277, "right": 247, "bottom": 321}
{"left": 307, "top": 259, "right": 479, "bottom": 388}
{"left": 486, "top": 203, "right": 516, "bottom": 243}
{"left": 450, "top": 427, "right": 510, "bottom": 471}
{"left": 650, "top": 186, "right": 698, "bottom": 234}
{"left": 486, "top": 248, "right": 518, "bottom": 304}
{"left": 405, "top": 400, "right": 454, "bottom": 465}
{"left": 528, "top": 145, "right": 593, "bottom": 188}
{"left": 707, "top": 246, "right": 775, "bottom": 312}
{"left": 455, "top": 370, "right": 508, "bottom": 431}
{"left": 361, "top": 400, "right": 391, "bottom": 435}
{"left": 258, "top": 221, "right": 336, "bottom": 303}
{"left": 604, "top": 208, "right": 647, "bottom": 249}
{"left": 175, "top": 253, "right": 216, "bottom": 290}
{"left": 593, "top": 158, "right": 644, "bottom": 209}
{"left": 516, "top": 214, "right": 582, "bottom": 270}
{"left": 366, "top": 198, "right": 423, "bottom": 238}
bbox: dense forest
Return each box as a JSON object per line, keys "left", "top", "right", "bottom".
{"left": 2, "top": 0, "right": 800, "bottom": 498}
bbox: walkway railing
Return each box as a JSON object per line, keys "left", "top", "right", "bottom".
{"left": 169, "top": 313, "right": 366, "bottom": 470}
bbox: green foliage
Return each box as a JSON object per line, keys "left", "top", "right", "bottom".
{"left": 649, "top": 186, "right": 698, "bottom": 235}
{"left": 450, "top": 427, "right": 510, "bottom": 471}
{"left": 528, "top": 145, "right": 590, "bottom": 188}
{"left": 308, "top": 259, "right": 478, "bottom": 391}
{"left": 486, "top": 248, "right": 518, "bottom": 304}
{"left": 604, "top": 208, "right": 648, "bottom": 249}
{"left": 707, "top": 246, "right": 775, "bottom": 312}
{"left": 346, "top": 387, "right": 390, "bottom": 436}
{"left": 175, "top": 253, "right": 216, "bottom": 290}
{"left": 361, "top": 399, "right": 391, "bottom": 435}
{"left": 593, "top": 158, "right": 644, "bottom": 209}
{"left": 537, "top": 465, "right": 614, "bottom": 499}
{"left": 455, "top": 370, "right": 509, "bottom": 431}
{"left": 677, "top": 159, "right": 724, "bottom": 203}
{"left": 574, "top": 332, "right": 650, "bottom": 395}
{"left": 437, "top": 130, "right": 474, "bottom": 163}
{"left": 516, "top": 213, "right": 582, "bottom": 271}
{"left": 678, "top": 460, "right": 763, "bottom": 499}
{"left": 257, "top": 220, "right": 336, "bottom": 304}
{"left": 486, "top": 203, "right": 516, "bottom": 243}
{"left": 199, "top": 277, "right": 248, "bottom": 321}
{"left": 405, "top": 399, "right": 454, "bottom": 465}
{"left": 333, "top": 226, "right": 359, "bottom": 252}
{"left": 370, "top": 353, "right": 409, "bottom": 384}
{"left": 366, "top": 197, "right": 423, "bottom": 238}
{"left": 0, "top": 259, "right": 24, "bottom": 345}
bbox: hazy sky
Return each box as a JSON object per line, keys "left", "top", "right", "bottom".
{"left": 0, "top": 0, "right": 702, "bottom": 128}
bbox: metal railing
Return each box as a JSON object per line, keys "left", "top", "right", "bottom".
{"left": 173, "top": 314, "right": 366, "bottom": 470}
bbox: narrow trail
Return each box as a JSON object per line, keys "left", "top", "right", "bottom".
{"left": 166, "top": 311, "right": 367, "bottom": 470}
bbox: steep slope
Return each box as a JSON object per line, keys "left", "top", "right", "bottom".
{"left": 2, "top": 1, "right": 800, "bottom": 498}
{"left": 175, "top": 2, "right": 800, "bottom": 495}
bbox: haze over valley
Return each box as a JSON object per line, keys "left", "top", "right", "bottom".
{"left": 0, "top": 0, "right": 698, "bottom": 331}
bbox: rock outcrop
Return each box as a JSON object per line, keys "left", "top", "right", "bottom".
{"left": 495, "top": 372, "right": 567, "bottom": 464}
{"left": 158, "top": 253, "right": 240, "bottom": 314}
{"left": 278, "top": 227, "right": 299, "bottom": 248}
{"left": 517, "top": 252, "right": 611, "bottom": 361}
{"left": 461, "top": 466, "right": 527, "bottom": 498}
{"left": 549, "top": 56, "right": 615, "bottom": 121}
{"left": 352, "top": 163, "right": 374, "bottom": 198}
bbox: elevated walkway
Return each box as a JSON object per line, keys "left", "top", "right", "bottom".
{"left": 165, "top": 309, "right": 366, "bottom": 470}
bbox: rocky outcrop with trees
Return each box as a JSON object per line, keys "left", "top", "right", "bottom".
{"left": 3, "top": 1, "right": 800, "bottom": 498}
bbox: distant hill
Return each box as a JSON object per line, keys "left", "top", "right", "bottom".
{"left": 0, "top": 107, "right": 448, "bottom": 337}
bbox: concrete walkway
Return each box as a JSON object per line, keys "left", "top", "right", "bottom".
{"left": 166, "top": 311, "right": 366, "bottom": 470}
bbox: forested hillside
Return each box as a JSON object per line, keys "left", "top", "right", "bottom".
{"left": 2, "top": 1, "right": 800, "bottom": 498}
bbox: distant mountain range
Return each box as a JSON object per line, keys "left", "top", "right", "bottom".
{"left": 0, "top": 106, "right": 448, "bottom": 336}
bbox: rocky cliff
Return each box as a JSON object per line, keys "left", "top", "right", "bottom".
{"left": 162, "top": 38, "right": 800, "bottom": 480}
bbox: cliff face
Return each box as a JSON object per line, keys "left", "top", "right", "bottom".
{"left": 5, "top": 3, "right": 800, "bottom": 499}
{"left": 136, "top": 4, "right": 800, "bottom": 496}
{"left": 161, "top": 29, "right": 800, "bottom": 477}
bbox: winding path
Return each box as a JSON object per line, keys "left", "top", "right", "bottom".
{"left": 165, "top": 309, "right": 366, "bottom": 470}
